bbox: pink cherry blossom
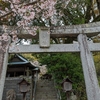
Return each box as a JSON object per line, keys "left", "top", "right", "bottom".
{"left": 24, "top": 12, "right": 35, "bottom": 20}
{"left": 1, "top": 0, "right": 57, "bottom": 40}
{"left": 12, "top": 0, "right": 21, "bottom": 4}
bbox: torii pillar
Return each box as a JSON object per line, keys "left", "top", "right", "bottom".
{"left": 0, "top": 34, "right": 11, "bottom": 100}
{"left": 78, "top": 34, "right": 100, "bottom": 100}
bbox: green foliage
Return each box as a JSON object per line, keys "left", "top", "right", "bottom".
{"left": 93, "top": 52, "right": 100, "bottom": 85}
{"left": 0, "top": 0, "right": 10, "bottom": 10}
{"left": 39, "top": 53, "right": 87, "bottom": 100}
{"left": 22, "top": 54, "right": 38, "bottom": 61}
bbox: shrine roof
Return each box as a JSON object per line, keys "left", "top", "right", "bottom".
{"left": 8, "top": 54, "right": 38, "bottom": 69}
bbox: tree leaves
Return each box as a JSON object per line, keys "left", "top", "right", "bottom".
{"left": 39, "top": 53, "right": 86, "bottom": 99}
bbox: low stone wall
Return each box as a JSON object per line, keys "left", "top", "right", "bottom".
{"left": 2, "top": 77, "right": 30, "bottom": 100}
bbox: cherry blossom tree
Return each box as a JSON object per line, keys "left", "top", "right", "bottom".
{"left": 0, "top": 0, "right": 57, "bottom": 36}
{"left": 0, "top": 0, "right": 64, "bottom": 49}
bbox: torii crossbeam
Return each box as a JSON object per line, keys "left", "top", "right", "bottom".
{"left": 0, "top": 21, "right": 100, "bottom": 100}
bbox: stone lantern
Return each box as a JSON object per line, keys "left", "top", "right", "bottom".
{"left": 18, "top": 78, "right": 30, "bottom": 100}
{"left": 61, "top": 77, "right": 73, "bottom": 100}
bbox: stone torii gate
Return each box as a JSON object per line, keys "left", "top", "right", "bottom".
{"left": 0, "top": 22, "right": 100, "bottom": 100}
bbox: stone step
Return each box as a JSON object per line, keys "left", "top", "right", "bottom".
{"left": 35, "top": 79, "right": 57, "bottom": 100}
{"left": 36, "top": 97, "right": 57, "bottom": 99}
{"left": 36, "top": 99, "right": 57, "bottom": 100}
{"left": 36, "top": 96, "right": 57, "bottom": 99}
{"left": 36, "top": 94, "right": 57, "bottom": 97}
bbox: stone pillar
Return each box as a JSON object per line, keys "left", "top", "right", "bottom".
{"left": 0, "top": 34, "right": 11, "bottom": 100}
{"left": 78, "top": 34, "right": 100, "bottom": 100}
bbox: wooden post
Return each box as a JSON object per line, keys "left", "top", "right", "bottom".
{"left": 0, "top": 35, "right": 11, "bottom": 100}
{"left": 26, "top": 67, "right": 30, "bottom": 77}
{"left": 78, "top": 34, "right": 100, "bottom": 100}
{"left": 23, "top": 92, "right": 26, "bottom": 100}
{"left": 66, "top": 92, "right": 71, "bottom": 100}
{"left": 30, "top": 75, "right": 33, "bottom": 100}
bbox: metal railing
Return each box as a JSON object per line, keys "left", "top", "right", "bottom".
{"left": 32, "top": 72, "right": 38, "bottom": 100}
{"left": 57, "top": 89, "right": 62, "bottom": 100}
{"left": 53, "top": 79, "right": 62, "bottom": 100}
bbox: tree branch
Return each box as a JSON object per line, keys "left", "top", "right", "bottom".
{"left": 96, "top": 0, "right": 100, "bottom": 13}
{"left": 0, "top": 11, "right": 13, "bottom": 19}
{"left": 85, "top": 0, "right": 92, "bottom": 23}
{"left": 92, "top": 15, "right": 100, "bottom": 22}
{"left": 0, "top": 0, "right": 39, "bottom": 19}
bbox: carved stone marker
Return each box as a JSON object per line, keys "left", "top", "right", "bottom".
{"left": 6, "top": 89, "right": 16, "bottom": 100}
